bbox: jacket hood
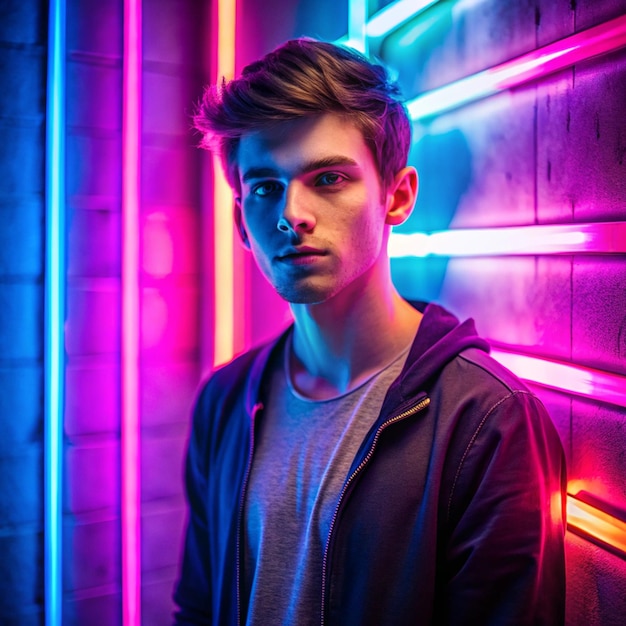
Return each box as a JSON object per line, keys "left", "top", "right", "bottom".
{"left": 396, "top": 301, "right": 490, "bottom": 400}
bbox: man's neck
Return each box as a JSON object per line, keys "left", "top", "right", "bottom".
{"left": 289, "top": 273, "right": 422, "bottom": 400}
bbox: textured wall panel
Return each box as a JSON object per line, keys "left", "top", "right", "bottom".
{"left": 571, "top": 398, "right": 626, "bottom": 506}
{"left": 67, "top": 207, "right": 121, "bottom": 278}
{"left": 565, "top": 532, "right": 626, "bottom": 626}
{"left": 66, "top": 0, "right": 122, "bottom": 57}
{"left": 440, "top": 256, "right": 572, "bottom": 359}
{"left": 0, "top": 446, "right": 41, "bottom": 526}
{"left": 65, "top": 363, "right": 121, "bottom": 436}
{"left": 65, "top": 443, "right": 120, "bottom": 513}
{"left": 0, "top": 283, "right": 42, "bottom": 360}
{"left": 0, "top": 199, "right": 43, "bottom": 277}
{"left": 572, "top": 257, "right": 626, "bottom": 375}
{"left": 141, "top": 362, "right": 199, "bottom": 427}
{"left": 537, "top": 50, "right": 626, "bottom": 224}
{"left": 140, "top": 430, "right": 188, "bottom": 501}
{"left": 0, "top": 366, "right": 41, "bottom": 452}
{"left": 65, "top": 518, "right": 120, "bottom": 591}
{"left": 65, "top": 284, "right": 120, "bottom": 356}
{"left": 66, "top": 61, "right": 122, "bottom": 131}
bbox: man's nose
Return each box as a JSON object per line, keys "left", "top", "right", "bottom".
{"left": 277, "top": 183, "right": 315, "bottom": 234}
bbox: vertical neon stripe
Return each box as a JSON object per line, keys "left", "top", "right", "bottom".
{"left": 213, "top": 0, "right": 236, "bottom": 367}
{"left": 44, "top": 2, "right": 66, "bottom": 625}
{"left": 122, "top": 1, "right": 141, "bottom": 625}
{"left": 348, "top": 0, "right": 367, "bottom": 53}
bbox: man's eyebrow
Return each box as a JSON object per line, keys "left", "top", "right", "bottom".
{"left": 241, "top": 167, "right": 280, "bottom": 184}
{"left": 298, "top": 156, "right": 359, "bottom": 175}
{"left": 241, "top": 156, "right": 359, "bottom": 183}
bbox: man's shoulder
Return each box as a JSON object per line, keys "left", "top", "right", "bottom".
{"left": 455, "top": 347, "right": 531, "bottom": 395}
{"left": 197, "top": 331, "right": 287, "bottom": 405}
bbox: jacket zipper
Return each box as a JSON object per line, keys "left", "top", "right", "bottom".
{"left": 236, "top": 402, "right": 263, "bottom": 626}
{"left": 319, "top": 395, "right": 431, "bottom": 626}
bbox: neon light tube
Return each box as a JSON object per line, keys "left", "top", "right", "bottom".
{"left": 347, "top": 0, "right": 367, "bottom": 53}
{"left": 407, "top": 13, "right": 626, "bottom": 120}
{"left": 389, "top": 222, "right": 626, "bottom": 258}
{"left": 122, "top": 1, "right": 141, "bottom": 624}
{"left": 491, "top": 350, "right": 626, "bottom": 409}
{"left": 213, "top": 0, "right": 237, "bottom": 367}
{"left": 567, "top": 494, "right": 626, "bottom": 557}
{"left": 44, "top": 2, "right": 66, "bottom": 624}
{"left": 366, "top": 0, "right": 439, "bottom": 39}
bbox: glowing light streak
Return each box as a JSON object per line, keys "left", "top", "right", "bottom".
{"left": 122, "top": 1, "right": 141, "bottom": 624}
{"left": 213, "top": 0, "right": 237, "bottom": 367}
{"left": 567, "top": 494, "right": 626, "bottom": 557}
{"left": 407, "top": 13, "right": 626, "bottom": 120}
{"left": 389, "top": 222, "right": 626, "bottom": 258}
{"left": 491, "top": 350, "right": 626, "bottom": 409}
{"left": 44, "top": 2, "right": 66, "bottom": 624}
{"left": 366, "top": 0, "right": 439, "bottom": 39}
{"left": 348, "top": 0, "right": 367, "bottom": 53}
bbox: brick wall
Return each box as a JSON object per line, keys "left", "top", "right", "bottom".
{"left": 3, "top": 1, "right": 624, "bottom": 624}
{"left": 0, "top": 1, "right": 47, "bottom": 624}
{"left": 382, "top": 1, "right": 626, "bottom": 624}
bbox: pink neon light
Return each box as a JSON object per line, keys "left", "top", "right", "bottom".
{"left": 122, "top": 0, "right": 141, "bottom": 624}
{"left": 494, "top": 14, "right": 626, "bottom": 91}
{"left": 408, "top": 13, "right": 626, "bottom": 119}
{"left": 388, "top": 222, "right": 626, "bottom": 258}
{"left": 491, "top": 349, "right": 626, "bottom": 409}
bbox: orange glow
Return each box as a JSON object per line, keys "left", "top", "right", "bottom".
{"left": 213, "top": 0, "right": 236, "bottom": 367}
{"left": 567, "top": 493, "right": 626, "bottom": 557}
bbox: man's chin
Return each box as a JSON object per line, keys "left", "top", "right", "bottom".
{"left": 275, "top": 284, "right": 333, "bottom": 305}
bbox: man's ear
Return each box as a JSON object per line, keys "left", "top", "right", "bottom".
{"left": 385, "top": 166, "right": 418, "bottom": 226}
{"left": 234, "top": 198, "right": 251, "bottom": 249}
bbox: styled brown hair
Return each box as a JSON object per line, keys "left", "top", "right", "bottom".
{"left": 194, "top": 38, "right": 412, "bottom": 192}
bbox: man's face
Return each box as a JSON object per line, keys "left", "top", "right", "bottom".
{"left": 235, "top": 113, "right": 391, "bottom": 305}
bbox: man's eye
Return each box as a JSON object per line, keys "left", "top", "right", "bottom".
{"left": 316, "top": 172, "right": 346, "bottom": 186}
{"left": 252, "top": 181, "right": 282, "bottom": 197}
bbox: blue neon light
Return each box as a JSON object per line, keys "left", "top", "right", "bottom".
{"left": 366, "top": 0, "right": 439, "bottom": 39}
{"left": 348, "top": 0, "right": 367, "bottom": 53}
{"left": 44, "top": 1, "right": 66, "bottom": 625}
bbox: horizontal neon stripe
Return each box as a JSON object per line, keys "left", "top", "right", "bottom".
{"left": 491, "top": 349, "right": 626, "bottom": 409}
{"left": 567, "top": 494, "right": 626, "bottom": 557}
{"left": 407, "top": 13, "right": 626, "bottom": 120}
{"left": 366, "top": 0, "right": 439, "bottom": 38}
{"left": 388, "top": 222, "right": 626, "bottom": 258}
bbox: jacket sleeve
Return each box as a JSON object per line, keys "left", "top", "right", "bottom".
{"left": 173, "top": 383, "right": 213, "bottom": 625}
{"left": 440, "top": 389, "right": 567, "bottom": 625}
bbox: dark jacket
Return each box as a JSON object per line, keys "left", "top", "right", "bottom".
{"left": 173, "top": 303, "right": 566, "bottom": 625}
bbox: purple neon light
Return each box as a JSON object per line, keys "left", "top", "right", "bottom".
{"left": 407, "top": 13, "right": 626, "bottom": 120}
{"left": 122, "top": 0, "right": 141, "bottom": 624}
{"left": 492, "top": 349, "right": 626, "bottom": 409}
{"left": 389, "top": 222, "right": 626, "bottom": 258}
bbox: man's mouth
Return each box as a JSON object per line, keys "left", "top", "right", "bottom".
{"left": 277, "top": 246, "right": 327, "bottom": 265}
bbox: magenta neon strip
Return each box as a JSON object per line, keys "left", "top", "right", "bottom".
{"left": 122, "top": 0, "right": 141, "bottom": 624}
{"left": 407, "top": 13, "right": 626, "bottom": 120}
{"left": 491, "top": 349, "right": 626, "bottom": 409}
{"left": 388, "top": 221, "right": 626, "bottom": 258}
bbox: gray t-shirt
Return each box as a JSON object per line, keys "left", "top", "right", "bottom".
{"left": 243, "top": 336, "right": 410, "bottom": 625}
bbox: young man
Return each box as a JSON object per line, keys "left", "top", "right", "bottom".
{"left": 174, "top": 39, "right": 566, "bottom": 625}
